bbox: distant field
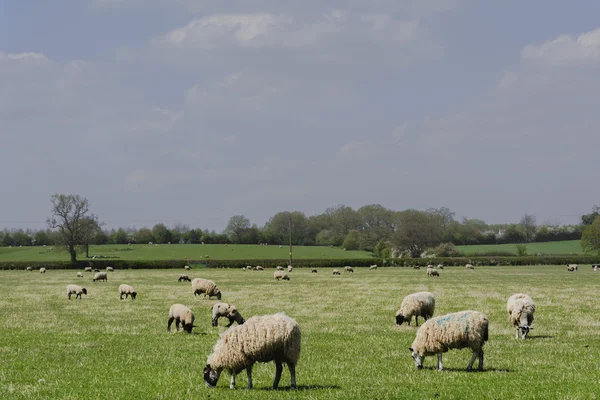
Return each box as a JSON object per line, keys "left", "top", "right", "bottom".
{"left": 456, "top": 240, "right": 584, "bottom": 256}
{"left": 0, "top": 244, "right": 374, "bottom": 262}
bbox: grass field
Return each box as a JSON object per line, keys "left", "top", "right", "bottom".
{"left": 1, "top": 265, "right": 599, "bottom": 399}
{"left": 0, "top": 244, "right": 373, "bottom": 262}
{"left": 456, "top": 240, "right": 584, "bottom": 255}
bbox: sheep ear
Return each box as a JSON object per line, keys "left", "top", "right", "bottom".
{"left": 409, "top": 347, "right": 414, "bottom": 352}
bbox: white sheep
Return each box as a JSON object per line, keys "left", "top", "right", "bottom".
{"left": 168, "top": 304, "right": 195, "bottom": 333}
{"left": 369, "top": 265, "right": 378, "bottom": 270}
{"left": 506, "top": 293, "right": 535, "bottom": 339}
{"left": 409, "top": 310, "right": 489, "bottom": 371}
{"left": 332, "top": 269, "right": 341, "bottom": 275}
{"left": 274, "top": 271, "right": 290, "bottom": 281}
{"left": 211, "top": 303, "right": 245, "bottom": 327}
{"left": 287, "top": 265, "right": 293, "bottom": 273}
{"left": 106, "top": 266, "right": 114, "bottom": 272}
{"left": 192, "top": 278, "right": 222, "bottom": 300}
{"left": 93, "top": 272, "right": 107, "bottom": 282}
{"left": 26, "top": 266, "right": 32, "bottom": 271}
{"left": 437, "top": 264, "right": 444, "bottom": 270}
{"left": 40, "top": 268, "right": 46, "bottom": 273}
{"left": 465, "top": 264, "right": 474, "bottom": 269}
{"left": 395, "top": 292, "right": 435, "bottom": 326}
{"left": 426, "top": 267, "right": 439, "bottom": 277}
{"left": 567, "top": 264, "right": 578, "bottom": 272}
{"left": 276, "top": 266, "right": 284, "bottom": 271}
{"left": 344, "top": 266, "right": 354, "bottom": 273}
{"left": 119, "top": 284, "right": 137, "bottom": 300}
{"left": 184, "top": 265, "right": 191, "bottom": 271}
{"left": 204, "top": 313, "right": 301, "bottom": 389}
{"left": 66, "top": 284, "right": 87, "bottom": 300}
{"left": 77, "top": 272, "right": 83, "bottom": 278}
{"left": 84, "top": 267, "right": 92, "bottom": 272}
{"left": 178, "top": 274, "right": 191, "bottom": 282}
{"left": 255, "top": 266, "right": 264, "bottom": 271}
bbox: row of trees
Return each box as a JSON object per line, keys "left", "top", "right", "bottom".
{"left": 1, "top": 195, "right": 597, "bottom": 262}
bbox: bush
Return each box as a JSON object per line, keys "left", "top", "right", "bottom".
{"left": 516, "top": 244, "right": 528, "bottom": 256}
{"left": 434, "top": 242, "right": 460, "bottom": 257}
{"left": 341, "top": 231, "right": 360, "bottom": 251}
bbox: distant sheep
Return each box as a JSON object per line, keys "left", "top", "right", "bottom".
{"left": 106, "top": 266, "right": 114, "bottom": 272}
{"left": 311, "top": 269, "right": 318, "bottom": 273}
{"left": 119, "top": 284, "right": 137, "bottom": 300}
{"left": 426, "top": 268, "right": 439, "bottom": 277}
{"left": 93, "top": 272, "right": 107, "bottom": 282}
{"left": 567, "top": 264, "right": 578, "bottom": 272}
{"left": 287, "top": 265, "right": 293, "bottom": 273}
{"left": 178, "top": 274, "right": 191, "bottom": 282}
{"left": 437, "top": 264, "right": 444, "bottom": 270}
{"left": 465, "top": 264, "right": 474, "bottom": 269}
{"left": 168, "top": 304, "right": 195, "bottom": 333}
{"left": 255, "top": 266, "right": 264, "bottom": 271}
{"left": 94, "top": 268, "right": 100, "bottom": 272}
{"left": 369, "top": 265, "right": 378, "bottom": 270}
{"left": 332, "top": 269, "right": 341, "bottom": 275}
{"left": 84, "top": 267, "right": 92, "bottom": 272}
{"left": 395, "top": 292, "right": 435, "bottom": 326}
{"left": 276, "top": 266, "right": 284, "bottom": 271}
{"left": 274, "top": 271, "right": 290, "bottom": 281}
{"left": 192, "top": 278, "right": 222, "bottom": 300}
{"left": 40, "top": 267, "right": 46, "bottom": 273}
{"left": 344, "top": 266, "right": 354, "bottom": 273}
{"left": 211, "top": 302, "right": 245, "bottom": 327}
{"left": 66, "top": 284, "right": 87, "bottom": 300}
{"left": 77, "top": 272, "right": 83, "bottom": 278}
{"left": 184, "top": 265, "right": 191, "bottom": 271}
{"left": 26, "top": 266, "right": 32, "bottom": 271}
{"left": 204, "top": 313, "right": 301, "bottom": 389}
{"left": 413, "top": 266, "right": 420, "bottom": 270}
{"left": 506, "top": 293, "right": 535, "bottom": 339}
{"left": 409, "top": 310, "right": 489, "bottom": 371}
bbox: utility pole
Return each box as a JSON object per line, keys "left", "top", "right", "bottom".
{"left": 288, "top": 215, "right": 293, "bottom": 267}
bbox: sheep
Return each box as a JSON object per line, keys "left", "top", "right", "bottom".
{"left": 311, "top": 269, "right": 318, "bottom": 273}
{"left": 287, "top": 265, "right": 293, "bottom": 273}
{"left": 413, "top": 266, "right": 420, "bottom": 270}
{"left": 192, "top": 278, "right": 222, "bottom": 300}
{"left": 426, "top": 267, "right": 439, "bottom": 277}
{"left": 246, "top": 265, "right": 252, "bottom": 270}
{"left": 255, "top": 266, "right": 264, "bottom": 271}
{"left": 94, "top": 268, "right": 100, "bottom": 272}
{"left": 274, "top": 271, "right": 290, "bottom": 281}
{"left": 437, "top": 264, "right": 444, "bottom": 270}
{"left": 409, "top": 310, "right": 489, "bottom": 371}
{"left": 567, "top": 264, "right": 578, "bottom": 272}
{"left": 84, "top": 267, "right": 92, "bottom": 272}
{"left": 395, "top": 292, "right": 435, "bottom": 327}
{"left": 93, "top": 272, "right": 107, "bottom": 282}
{"left": 369, "top": 265, "right": 378, "bottom": 270}
{"left": 242, "top": 267, "right": 246, "bottom": 271}
{"left": 39, "top": 267, "right": 46, "bottom": 273}
{"left": 77, "top": 272, "right": 83, "bottom": 278}
{"left": 106, "top": 266, "right": 114, "bottom": 272}
{"left": 465, "top": 264, "right": 474, "bottom": 269}
{"left": 184, "top": 265, "right": 191, "bottom": 271}
{"left": 276, "top": 266, "right": 284, "bottom": 271}
{"left": 344, "top": 266, "right": 354, "bottom": 273}
{"left": 332, "top": 269, "right": 341, "bottom": 275}
{"left": 204, "top": 313, "right": 301, "bottom": 390}
{"left": 26, "top": 266, "right": 32, "bottom": 271}
{"left": 594, "top": 265, "right": 599, "bottom": 271}
{"left": 66, "top": 284, "right": 87, "bottom": 300}
{"left": 211, "top": 302, "right": 245, "bottom": 327}
{"left": 178, "top": 274, "right": 191, "bottom": 282}
{"left": 506, "top": 293, "right": 535, "bottom": 339}
{"left": 167, "top": 304, "right": 195, "bottom": 333}
{"left": 119, "top": 284, "right": 137, "bottom": 300}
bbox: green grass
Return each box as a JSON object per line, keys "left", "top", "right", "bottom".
{"left": 456, "top": 240, "right": 584, "bottom": 256}
{"left": 1, "top": 265, "right": 599, "bottom": 399}
{"left": 0, "top": 244, "right": 373, "bottom": 262}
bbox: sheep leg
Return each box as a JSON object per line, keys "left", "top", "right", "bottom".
{"left": 246, "top": 365, "right": 253, "bottom": 389}
{"left": 226, "top": 317, "right": 234, "bottom": 327}
{"left": 230, "top": 371, "right": 236, "bottom": 389}
{"left": 175, "top": 319, "right": 181, "bottom": 331}
{"left": 167, "top": 317, "right": 174, "bottom": 332}
{"left": 515, "top": 327, "right": 519, "bottom": 339}
{"left": 68, "top": 293, "right": 72, "bottom": 300}
{"left": 273, "top": 360, "right": 283, "bottom": 389}
{"left": 477, "top": 350, "right": 484, "bottom": 371}
{"left": 437, "top": 353, "right": 443, "bottom": 371}
{"left": 466, "top": 351, "right": 478, "bottom": 371}
{"left": 415, "top": 316, "right": 419, "bottom": 327}
{"left": 211, "top": 317, "right": 219, "bottom": 327}
{"left": 288, "top": 363, "right": 297, "bottom": 389}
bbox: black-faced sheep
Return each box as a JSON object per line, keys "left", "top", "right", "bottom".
{"left": 93, "top": 272, "right": 107, "bottom": 282}
{"left": 106, "top": 266, "right": 114, "bottom": 272}
{"left": 332, "top": 269, "right": 341, "bottom": 275}
{"left": 506, "top": 293, "right": 535, "bottom": 339}
{"left": 344, "top": 266, "right": 354, "bottom": 273}
{"left": 77, "top": 272, "right": 83, "bottom": 278}
{"left": 178, "top": 274, "right": 191, "bottom": 282}
{"left": 84, "top": 267, "right": 92, "bottom": 272}
{"left": 66, "top": 284, "right": 87, "bottom": 300}
{"left": 192, "top": 278, "right": 222, "bottom": 300}
{"left": 426, "top": 268, "right": 439, "bottom": 277}
{"left": 276, "top": 266, "right": 284, "bottom": 271}
{"left": 184, "top": 265, "right": 191, "bottom": 271}
{"left": 409, "top": 310, "right": 489, "bottom": 371}
{"left": 255, "top": 266, "right": 264, "bottom": 271}
{"left": 204, "top": 313, "right": 301, "bottom": 389}
{"left": 287, "top": 265, "right": 293, "bottom": 273}
{"left": 40, "top": 268, "right": 46, "bottom": 273}
{"left": 395, "top": 292, "right": 435, "bottom": 326}
{"left": 168, "top": 304, "right": 195, "bottom": 333}
{"left": 437, "top": 264, "right": 444, "bottom": 270}
{"left": 274, "top": 271, "right": 290, "bottom": 281}
{"left": 211, "top": 302, "right": 245, "bottom": 327}
{"left": 311, "top": 269, "right": 318, "bottom": 273}
{"left": 119, "top": 284, "right": 137, "bottom": 300}
{"left": 567, "top": 264, "right": 578, "bottom": 272}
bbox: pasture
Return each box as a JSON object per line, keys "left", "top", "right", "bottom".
{"left": 1, "top": 265, "right": 599, "bottom": 399}
{"left": 456, "top": 240, "right": 584, "bottom": 256}
{"left": 0, "top": 244, "right": 372, "bottom": 263}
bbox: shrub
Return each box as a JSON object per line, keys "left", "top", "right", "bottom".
{"left": 434, "top": 242, "right": 460, "bottom": 257}
{"left": 516, "top": 244, "right": 528, "bottom": 256}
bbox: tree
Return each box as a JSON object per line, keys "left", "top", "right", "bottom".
{"left": 135, "top": 228, "right": 154, "bottom": 244}
{"left": 390, "top": 210, "right": 442, "bottom": 257}
{"left": 502, "top": 224, "right": 525, "bottom": 243}
{"left": 47, "top": 194, "right": 101, "bottom": 263}
{"left": 520, "top": 214, "right": 537, "bottom": 243}
{"left": 152, "top": 223, "right": 172, "bottom": 244}
{"left": 79, "top": 217, "right": 103, "bottom": 258}
{"left": 581, "top": 205, "right": 600, "bottom": 226}
{"left": 263, "top": 211, "right": 309, "bottom": 245}
{"left": 581, "top": 215, "right": 600, "bottom": 255}
{"left": 342, "top": 230, "right": 361, "bottom": 250}
{"left": 224, "top": 215, "right": 251, "bottom": 243}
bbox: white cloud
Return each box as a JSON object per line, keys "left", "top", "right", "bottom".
{"left": 520, "top": 27, "right": 600, "bottom": 67}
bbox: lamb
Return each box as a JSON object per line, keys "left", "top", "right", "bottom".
{"left": 395, "top": 292, "right": 435, "bottom": 327}
{"left": 66, "top": 284, "right": 88, "bottom": 300}
{"left": 178, "top": 274, "right": 191, "bottom": 282}
{"left": 506, "top": 293, "right": 535, "bottom": 339}
{"left": 409, "top": 310, "right": 489, "bottom": 371}
{"left": 332, "top": 269, "right": 341, "bottom": 275}
{"left": 567, "top": 264, "right": 578, "bottom": 272}
{"left": 274, "top": 271, "right": 290, "bottom": 281}
{"left": 465, "top": 264, "right": 474, "bottom": 269}
{"left": 184, "top": 265, "right": 191, "bottom": 270}
{"left": 344, "top": 266, "right": 354, "bottom": 273}
{"left": 211, "top": 302, "right": 245, "bottom": 327}
{"left": 93, "top": 272, "right": 107, "bottom": 282}
{"left": 84, "top": 267, "right": 92, "bottom": 272}
{"left": 106, "top": 266, "right": 114, "bottom": 272}
{"left": 167, "top": 304, "right": 195, "bottom": 333}
{"left": 287, "top": 265, "right": 293, "bottom": 273}
{"left": 39, "top": 268, "right": 46, "bottom": 273}
{"left": 77, "top": 272, "right": 83, "bottom": 278}
{"left": 369, "top": 265, "right": 378, "bottom": 270}
{"left": 119, "top": 284, "right": 137, "bottom": 300}
{"left": 426, "top": 267, "right": 439, "bottom": 277}
{"left": 311, "top": 269, "right": 318, "bottom": 273}
{"left": 192, "top": 278, "right": 222, "bottom": 300}
{"left": 204, "top": 313, "right": 301, "bottom": 389}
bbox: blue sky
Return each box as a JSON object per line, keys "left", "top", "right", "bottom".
{"left": 1, "top": 0, "right": 599, "bottom": 230}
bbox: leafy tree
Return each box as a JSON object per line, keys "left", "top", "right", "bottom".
{"left": 171, "top": 223, "right": 189, "bottom": 244}
{"left": 316, "top": 229, "right": 340, "bottom": 246}
{"left": 34, "top": 230, "right": 53, "bottom": 246}
{"left": 502, "top": 224, "right": 525, "bottom": 243}
{"left": 152, "top": 223, "right": 172, "bottom": 244}
{"left": 357, "top": 204, "right": 394, "bottom": 250}
{"left": 224, "top": 215, "right": 251, "bottom": 243}
{"left": 11, "top": 230, "right": 31, "bottom": 246}
{"left": 47, "top": 194, "right": 101, "bottom": 263}
{"left": 135, "top": 228, "right": 154, "bottom": 244}
{"left": 374, "top": 240, "right": 391, "bottom": 258}
{"left": 581, "top": 216, "right": 600, "bottom": 255}
{"left": 342, "top": 230, "right": 361, "bottom": 250}
{"left": 516, "top": 244, "right": 528, "bottom": 256}
{"left": 263, "top": 211, "right": 309, "bottom": 245}
{"left": 109, "top": 228, "right": 129, "bottom": 244}
{"left": 79, "top": 217, "right": 103, "bottom": 258}
{"left": 390, "top": 210, "right": 442, "bottom": 258}
{"left": 581, "top": 205, "right": 600, "bottom": 226}
{"left": 520, "top": 214, "right": 537, "bottom": 243}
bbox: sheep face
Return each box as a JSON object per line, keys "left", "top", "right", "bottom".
{"left": 204, "top": 365, "right": 221, "bottom": 388}
{"left": 182, "top": 322, "right": 194, "bottom": 333}
{"left": 130, "top": 291, "right": 137, "bottom": 300}
{"left": 409, "top": 348, "right": 424, "bottom": 369}
{"left": 82, "top": 288, "right": 88, "bottom": 295}
{"left": 518, "top": 325, "right": 531, "bottom": 339}
{"left": 215, "top": 289, "right": 222, "bottom": 300}
{"left": 396, "top": 314, "right": 406, "bottom": 326}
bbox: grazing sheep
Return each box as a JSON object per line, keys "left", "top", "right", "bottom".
{"left": 344, "top": 266, "right": 354, "bottom": 273}
{"left": 311, "top": 269, "right": 318, "bottom": 273}
{"left": 66, "top": 284, "right": 87, "bottom": 300}
{"left": 413, "top": 266, "right": 420, "bottom": 270}
{"left": 242, "top": 267, "right": 246, "bottom": 271}
{"left": 276, "top": 266, "right": 284, "bottom": 271}
{"left": 94, "top": 268, "right": 100, "bottom": 273}
{"left": 192, "top": 278, "right": 222, "bottom": 300}
{"left": 93, "top": 272, "right": 107, "bottom": 282}
{"left": 178, "top": 274, "right": 191, "bottom": 282}
{"left": 274, "top": 271, "right": 290, "bottom": 281}
{"left": 77, "top": 272, "right": 83, "bottom": 278}
{"left": 369, "top": 265, "right": 378, "bottom": 270}
{"left": 594, "top": 265, "right": 599, "bottom": 271}
{"left": 119, "top": 284, "right": 137, "bottom": 300}
{"left": 39, "top": 268, "right": 46, "bottom": 273}
{"left": 184, "top": 265, "right": 191, "bottom": 271}
{"left": 255, "top": 266, "right": 264, "bottom": 271}
{"left": 409, "top": 310, "right": 489, "bottom": 371}
{"left": 84, "top": 267, "right": 92, "bottom": 272}
{"left": 26, "top": 267, "right": 32, "bottom": 271}
{"left": 395, "top": 292, "right": 435, "bottom": 327}
{"left": 204, "top": 313, "right": 301, "bottom": 389}
{"left": 246, "top": 266, "right": 252, "bottom": 270}
{"left": 506, "top": 293, "right": 535, "bottom": 339}
{"left": 168, "top": 304, "right": 195, "bottom": 333}
{"left": 465, "top": 264, "right": 474, "bottom": 269}
{"left": 567, "top": 264, "right": 578, "bottom": 272}
{"left": 437, "top": 264, "right": 444, "bottom": 270}
{"left": 332, "top": 269, "right": 341, "bottom": 275}
{"left": 287, "top": 265, "right": 293, "bottom": 273}
{"left": 106, "top": 266, "right": 114, "bottom": 272}
{"left": 211, "top": 303, "right": 245, "bottom": 327}
{"left": 426, "top": 267, "right": 439, "bottom": 277}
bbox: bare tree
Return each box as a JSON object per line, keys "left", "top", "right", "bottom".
{"left": 47, "top": 194, "right": 101, "bottom": 263}
{"left": 520, "top": 214, "right": 537, "bottom": 243}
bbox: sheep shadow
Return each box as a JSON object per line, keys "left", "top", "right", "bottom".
{"left": 417, "top": 367, "right": 511, "bottom": 373}
{"left": 257, "top": 384, "right": 341, "bottom": 391}
{"left": 528, "top": 335, "right": 553, "bottom": 340}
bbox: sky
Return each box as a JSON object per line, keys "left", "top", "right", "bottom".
{"left": 1, "top": 0, "right": 599, "bottom": 231}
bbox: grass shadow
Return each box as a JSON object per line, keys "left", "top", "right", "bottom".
{"left": 418, "top": 367, "right": 511, "bottom": 373}
{"left": 257, "top": 384, "right": 341, "bottom": 391}
{"left": 528, "top": 335, "right": 554, "bottom": 339}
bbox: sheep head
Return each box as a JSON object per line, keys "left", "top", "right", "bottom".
{"left": 130, "top": 291, "right": 137, "bottom": 300}
{"left": 395, "top": 314, "right": 405, "bottom": 326}
{"left": 204, "top": 365, "right": 221, "bottom": 388}
{"left": 409, "top": 348, "right": 424, "bottom": 369}
{"left": 82, "top": 288, "right": 88, "bottom": 295}
{"left": 215, "top": 289, "right": 222, "bottom": 300}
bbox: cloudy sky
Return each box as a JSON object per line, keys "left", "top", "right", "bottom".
{"left": 1, "top": 1, "right": 599, "bottom": 231}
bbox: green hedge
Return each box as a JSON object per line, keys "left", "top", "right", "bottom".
{"left": 1, "top": 255, "right": 598, "bottom": 270}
